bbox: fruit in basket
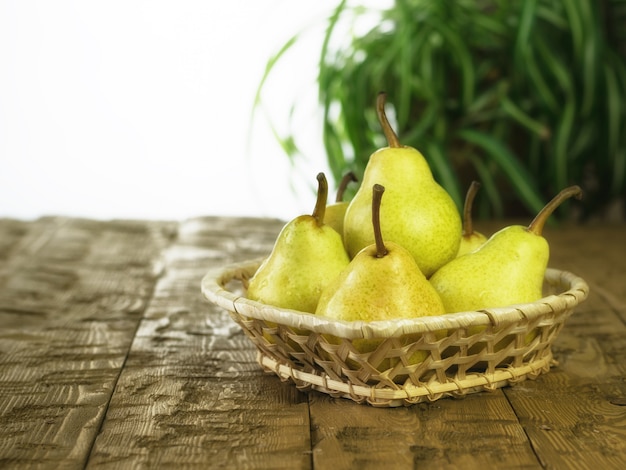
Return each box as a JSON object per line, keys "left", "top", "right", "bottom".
{"left": 343, "top": 92, "right": 461, "bottom": 277}
{"left": 246, "top": 172, "right": 350, "bottom": 313}
{"left": 316, "top": 184, "right": 445, "bottom": 322}
{"left": 429, "top": 185, "right": 584, "bottom": 315}
{"left": 457, "top": 180, "right": 488, "bottom": 257}
{"left": 317, "top": 183, "right": 446, "bottom": 369}
{"left": 324, "top": 171, "right": 358, "bottom": 237}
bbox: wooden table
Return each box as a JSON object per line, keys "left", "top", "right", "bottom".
{"left": 1, "top": 215, "right": 625, "bottom": 469}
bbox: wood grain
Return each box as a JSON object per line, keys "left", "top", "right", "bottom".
{"left": 1, "top": 217, "right": 625, "bottom": 469}
{"left": 0, "top": 217, "right": 175, "bottom": 469}
{"left": 310, "top": 390, "right": 540, "bottom": 469}
{"left": 87, "top": 217, "right": 314, "bottom": 469}
{"left": 503, "top": 224, "right": 626, "bottom": 470}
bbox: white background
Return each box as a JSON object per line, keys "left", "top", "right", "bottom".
{"left": 1, "top": 1, "right": 386, "bottom": 222}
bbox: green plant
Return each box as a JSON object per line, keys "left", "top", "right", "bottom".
{"left": 255, "top": 0, "right": 626, "bottom": 220}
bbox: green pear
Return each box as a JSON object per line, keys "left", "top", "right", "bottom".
{"left": 246, "top": 173, "right": 350, "bottom": 313}
{"left": 324, "top": 171, "right": 358, "bottom": 237}
{"left": 457, "top": 180, "right": 488, "bottom": 257}
{"left": 343, "top": 92, "right": 461, "bottom": 277}
{"left": 430, "top": 185, "right": 583, "bottom": 314}
{"left": 316, "top": 184, "right": 446, "bottom": 322}
{"left": 317, "top": 184, "right": 446, "bottom": 370}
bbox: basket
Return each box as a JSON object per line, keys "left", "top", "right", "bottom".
{"left": 201, "top": 258, "right": 589, "bottom": 407}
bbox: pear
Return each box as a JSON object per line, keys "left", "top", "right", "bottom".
{"left": 316, "top": 184, "right": 446, "bottom": 321}
{"left": 316, "top": 184, "right": 446, "bottom": 370}
{"left": 324, "top": 171, "right": 358, "bottom": 237}
{"left": 430, "top": 185, "right": 584, "bottom": 315}
{"left": 246, "top": 172, "right": 350, "bottom": 313}
{"left": 343, "top": 92, "right": 461, "bottom": 277}
{"left": 457, "top": 180, "right": 488, "bottom": 257}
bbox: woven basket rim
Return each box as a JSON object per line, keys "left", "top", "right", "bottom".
{"left": 201, "top": 258, "right": 590, "bottom": 340}
{"left": 257, "top": 350, "right": 554, "bottom": 406}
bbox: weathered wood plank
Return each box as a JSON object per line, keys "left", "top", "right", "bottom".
{"left": 87, "top": 217, "right": 313, "bottom": 469}
{"left": 3, "top": 217, "right": 623, "bottom": 469}
{"left": 310, "top": 390, "right": 541, "bottom": 469}
{"left": 502, "top": 225, "right": 626, "bottom": 469}
{"left": 543, "top": 223, "right": 626, "bottom": 323}
{"left": 505, "top": 373, "right": 626, "bottom": 469}
{"left": 0, "top": 217, "right": 174, "bottom": 469}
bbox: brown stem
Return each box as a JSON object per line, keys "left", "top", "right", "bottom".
{"left": 335, "top": 171, "right": 358, "bottom": 203}
{"left": 312, "top": 172, "right": 328, "bottom": 225}
{"left": 462, "top": 181, "right": 481, "bottom": 236}
{"left": 372, "top": 184, "right": 388, "bottom": 258}
{"left": 527, "top": 185, "right": 583, "bottom": 235}
{"left": 376, "top": 92, "right": 401, "bottom": 148}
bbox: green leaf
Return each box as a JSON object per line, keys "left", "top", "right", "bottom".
{"left": 514, "top": 0, "right": 538, "bottom": 66}
{"left": 579, "top": 4, "right": 599, "bottom": 116}
{"left": 318, "top": 0, "right": 348, "bottom": 80}
{"left": 428, "top": 17, "right": 475, "bottom": 109}
{"left": 605, "top": 61, "right": 622, "bottom": 162}
{"left": 562, "top": 0, "right": 584, "bottom": 64}
{"left": 402, "top": 103, "right": 440, "bottom": 145}
{"left": 536, "top": 4, "right": 568, "bottom": 30}
{"left": 247, "top": 33, "right": 300, "bottom": 160}
{"left": 458, "top": 129, "right": 545, "bottom": 215}
{"left": 323, "top": 122, "right": 348, "bottom": 182}
{"left": 467, "top": 153, "right": 504, "bottom": 218}
{"left": 500, "top": 96, "right": 549, "bottom": 138}
{"left": 523, "top": 48, "right": 560, "bottom": 113}
{"left": 553, "top": 98, "right": 576, "bottom": 192}
{"left": 254, "top": 34, "right": 299, "bottom": 108}
{"left": 605, "top": 61, "right": 626, "bottom": 193}
{"left": 423, "top": 140, "right": 463, "bottom": 210}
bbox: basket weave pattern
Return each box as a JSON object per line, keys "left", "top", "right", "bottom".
{"left": 202, "top": 259, "right": 589, "bottom": 407}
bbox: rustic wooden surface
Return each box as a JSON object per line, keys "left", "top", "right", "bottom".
{"left": 0, "top": 216, "right": 625, "bottom": 469}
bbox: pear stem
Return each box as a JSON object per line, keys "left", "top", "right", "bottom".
{"left": 335, "top": 171, "right": 358, "bottom": 203}
{"left": 312, "top": 172, "right": 328, "bottom": 225}
{"left": 372, "top": 184, "right": 388, "bottom": 258}
{"left": 527, "top": 185, "right": 583, "bottom": 235}
{"left": 376, "top": 92, "right": 401, "bottom": 148}
{"left": 462, "top": 181, "right": 481, "bottom": 236}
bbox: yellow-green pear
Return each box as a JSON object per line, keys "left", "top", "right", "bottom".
{"left": 457, "top": 181, "right": 488, "bottom": 257}
{"left": 430, "top": 185, "right": 583, "bottom": 314}
{"left": 317, "top": 184, "right": 446, "bottom": 370}
{"left": 246, "top": 173, "right": 350, "bottom": 313}
{"left": 316, "top": 184, "right": 446, "bottom": 322}
{"left": 343, "top": 92, "right": 461, "bottom": 277}
{"left": 324, "top": 171, "right": 358, "bottom": 237}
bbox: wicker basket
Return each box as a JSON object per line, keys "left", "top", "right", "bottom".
{"left": 201, "top": 258, "right": 589, "bottom": 407}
